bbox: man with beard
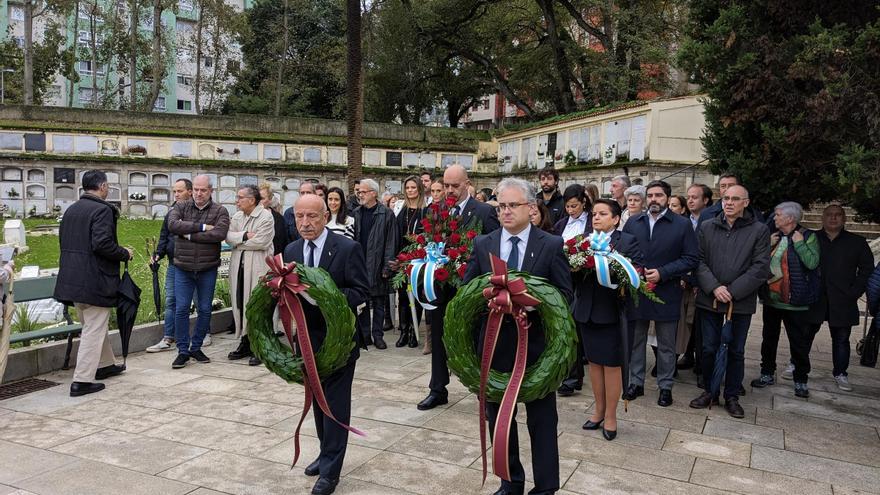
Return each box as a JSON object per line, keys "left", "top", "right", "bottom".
{"left": 538, "top": 167, "right": 564, "bottom": 224}
{"left": 417, "top": 164, "right": 499, "bottom": 411}
{"left": 623, "top": 180, "right": 699, "bottom": 407}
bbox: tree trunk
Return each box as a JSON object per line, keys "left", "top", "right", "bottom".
{"left": 146, "top": 0, "right": 163, "bottom": 110}
{"left": 206, "top": 12, "right": 222, "bottom": 111}
{"left": 23, "top": 0, "right": 34, "bottom": 105}
{"left": 68, "top": 0, "right": 80, "bottom": 107}
{"left": 193, "top": 0, "right": 205, "bottom": 114}
{"left": 129, "top": 0, "right": 139, "bottom": 109}
{"left": 90, "top": 2, "right": 99, "bottom": 106}
{"left": 274, "top": 0, "right": 288, "bottom": 116}
{"left": 345, "top": 0, "right": 363, "bottom": 191}
{"left": 536, "top": 0, "right": 575, "bottom": 114}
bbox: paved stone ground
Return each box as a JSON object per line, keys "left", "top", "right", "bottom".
{"left": 1, "top": 313, "right": 879, "bottom": 495}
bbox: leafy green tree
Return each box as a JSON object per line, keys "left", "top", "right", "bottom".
{"left": 0, "top": 23, "right": 67, "bottom": 104}
{"left": 679, "top": 1, "right": 880, "bottom": 221}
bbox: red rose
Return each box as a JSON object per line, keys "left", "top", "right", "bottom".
{"left": 405, "top": 265, "right": 413, "bottom": 276}
{"left": 421, "top": 218, "right": 431, "bottom": 229}
{"left": 447, "top": 248, "right": 460, "bottom": 260}
{"left": 435, "top": 267, "right": 449, "bottom": 282}
{"left": 646, "top": 282, "right": 657, "bottom": 291}
{"left": 414, "top": 235, "right": 424, "bottom": 245}
{"left": 466, "top": 230, "right": 477, "bottom": 239}
{"left": 568, "top": 246, "right": 577, "bottom": 254}
{"left": 579, "top": 240, "right": 589, "bottom": 251}
{"left": 430, "top": 202, "right": 441, "bottom": 213}
{"left": 441, "top": 210, "right": 450, "bottom": 220}
{"left": 397, "top": 253, "right": 408, "bottom": 261}
{"left": 449, "top": 220, "right": 459, "bottom": 231}
{"left": 433, "top": 234, "right": 443, "bottom": 243}
{"left": 565, "top": 237, "right": 577, "bottom": 247}
{"left": 415, "top": 248, "right": 426, "bottom": 258}
{"left": 457, "top": 263, "right": 467, "bottom": 278}
{"left": 445, "top": 196, "right": 457, "bottom": 207}
{"left": 585, "top": 256, "right": 596, "bottom": 269}
{"left": 449, "top": 233, "right": 461, "bottom": 244}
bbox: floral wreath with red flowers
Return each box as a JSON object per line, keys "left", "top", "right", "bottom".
{"left": 392, "top": 195, "right": 481, "bottom": 299}
{"left": 564, "top": 231, "right": 664, "bottom": 305}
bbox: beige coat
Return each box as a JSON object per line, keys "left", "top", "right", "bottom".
{"left": 226, "top": 205, "right": 275, "bottom": 337}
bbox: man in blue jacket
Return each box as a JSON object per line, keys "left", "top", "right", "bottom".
{"left": 622, "top": 180, "right": 699, "bottom": 407}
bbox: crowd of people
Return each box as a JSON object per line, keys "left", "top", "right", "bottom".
{"left": 45, "top": 167, "right": 879, "bottom": 495}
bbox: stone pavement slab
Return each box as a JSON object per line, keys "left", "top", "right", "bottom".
{"left": 750, "top": 445, "right": 880, "bottom": 494}
{"left": 0, "top": 411, "right": 103, "bottom": 449}
{"left": 701, "top": 417, "right": 784, "bottom": 449}
{"left": 16, "top": 459, "right": 196, "bottom": 495}
{"left": 662, "top": 429, "right": 752, "bottom": 467}
{"left": 563, "top": 459, "right": 733, "bottom": 495}
{"left": 0, "top": 440, "right": 77, "bottom": 485}
{"left": 690, "top": 458, "right": 833, "bottom": 495}
{"left": 557, "top": 432, "right": 696, "bottom": 481}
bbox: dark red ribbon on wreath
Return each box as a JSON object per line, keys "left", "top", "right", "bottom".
{"left": 478, "top": 254, "right": 542, "bottom": 485}
{"left": 264, "top": 254, "right": 365, "bottom": 469}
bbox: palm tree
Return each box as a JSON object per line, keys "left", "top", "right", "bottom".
{"left": 345, "top": 0, "right": 363, "bottom": 192}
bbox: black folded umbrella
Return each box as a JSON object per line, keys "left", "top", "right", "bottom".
{"left": 149, "top": 261, "right": 162, "bottom": 320}
{"left": 117, "top": 263, "right": 142, "bottom": 363}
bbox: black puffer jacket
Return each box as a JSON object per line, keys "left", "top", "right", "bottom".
{"left": 167, "top": 199, "right": 230, "bottom": 271}
{"left": 54, "top": 194, "right": 130, "bottom": 307}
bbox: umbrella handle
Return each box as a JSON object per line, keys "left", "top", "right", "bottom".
{"left": 712, "top": 299, "right": 734, "bottom": 320}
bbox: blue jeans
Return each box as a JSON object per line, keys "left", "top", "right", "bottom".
{"left": 700, "top": 311, "right": 751, "bottom": 400}
{"left": 174, "top": 267, "right": 217, "bottom": 355}
{"left": 163, "top": 264, "right": 197, "bottom": 339}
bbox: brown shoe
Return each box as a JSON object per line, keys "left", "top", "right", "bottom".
{"left": 422, "top": 325, "right": 432, "bottom": 355}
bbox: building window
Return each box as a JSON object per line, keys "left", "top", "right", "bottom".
{"left": 78, "top": 60, "right": 106, "bottom": 76}
{"left": 154, "top": 96, "right": 166, "bottom": 111}
{"left": 178, "top": 0, "right": 193, "bottom": 11}
{"left": 203, "top": 56, "right": 213, "bottom": 68}
{"left": 176, "top": 74, "right": 193, "bottom": 86}
{"left": 226, "top": 59, "right": 240, "bottom": 74}
{"left": 77, "top": 30, "right": 103, "bottom": 46}
{"left": 13, "top": 37, "right": 24, "bottom": 48}
{"left": 79, "top": 87, "right": 97, "bottom": 103}
{"left": 176, "top": 99, "right": 192, "bottom": 111}
{"left": 10, "top": 6, "right": 24, "bottom": 21}
{"left": 177, "top": 48, "right": 193, "bottom": 62}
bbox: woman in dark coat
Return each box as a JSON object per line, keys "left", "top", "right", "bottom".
{"left": 576, "top": 199, "right": 643, "bottom": 441}
{"left": 393, "top": 176, "right": 425, "bottom": 348}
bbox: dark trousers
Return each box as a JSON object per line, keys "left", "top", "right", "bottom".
{"left": 685, "top": 308, "right": 704, "bottom": 374}
{"left": 562, "top": 329, "right": 585, "bottom": 387}
{"left": 828, "top": 325, "right": 852, "bottom": 377}
{"left": 700, "top": 311, "right": 751, "bottom": 400}
{"left": 397, "top": 288, "right": 423, "bottom": 329}
{"left": 486, "top": 393, "right": 559, "bottom": 495}
{"left": 314, "top": 360, "right": 356, "bottom": 480}
{"left": 368, "top": 295, "right": 386, "bottom": 340}
{"left": 428, "top": 299, "right": 450, "bottom": 396}
{"left": 761, "top": 305, "right": 818, "bottom": 383}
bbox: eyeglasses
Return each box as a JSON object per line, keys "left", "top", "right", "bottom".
{"left": 495, "top": 202, "right": 531, "bottom": 212}
{"left": 722, "top": 196, "right": 746, "bottom": 202}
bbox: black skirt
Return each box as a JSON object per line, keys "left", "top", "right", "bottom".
{"left": 580, "top": 320, "right": 622, "bottom": 367}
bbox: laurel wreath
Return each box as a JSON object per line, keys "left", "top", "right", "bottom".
{"left": 444, "top": 272, "right": 578, "bottom": 403}
{"left": 245, "top": 265, "right": 356, "bottom": 383}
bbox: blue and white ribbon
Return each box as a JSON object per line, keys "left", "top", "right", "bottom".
{"left": 590, "top": 231, "right": 640, "bottom": 289}
{"left": 409, "top": 242, "right": 449, "bottom": 310}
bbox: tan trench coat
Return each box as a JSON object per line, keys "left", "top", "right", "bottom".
{"left": 227, "top": 205, "right": 275, "bottom": 337}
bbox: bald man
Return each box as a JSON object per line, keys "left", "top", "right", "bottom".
{"left": 283, "top": 194, "right": 369, "bottom": 495}
{"left": 417, "top": 164, "right": 500, "bottom": 411}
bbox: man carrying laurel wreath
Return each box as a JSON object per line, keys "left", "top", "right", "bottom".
{"left": 282, "top": 194, "right": 369, "bottom": 495}
{"left": 463, "top": 178, "right": 571, "bottom": 495}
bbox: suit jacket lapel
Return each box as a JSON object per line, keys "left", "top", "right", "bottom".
{"left": 290, "top": 239, "right": 305, "bottom": 264}
{"left": 487, "top": 229, "right": 502, "bottom": 262}
{"left": 520, "top": 229, "right": 545, "bottom": 272}
{"left": 318, "top": 232, "right": 336, "bottom": 270}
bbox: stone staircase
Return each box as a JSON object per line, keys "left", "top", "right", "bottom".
{"left": 800, "top": 205, "right": 880, "bottom": 260}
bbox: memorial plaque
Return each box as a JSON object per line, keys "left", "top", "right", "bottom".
{"left": 386, "top": 151, "right": 402, "bottom": 167}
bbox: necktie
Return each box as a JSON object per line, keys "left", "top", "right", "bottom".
{"left": 508, "top": 236, "right": 520, "bottom": 271}
{"left": 451, "top": 205, "right": 460, "bottom": 217}
{"left": 307, "top": 241, "right": 317, "bottom": 267}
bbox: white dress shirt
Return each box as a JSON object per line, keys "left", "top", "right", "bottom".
{"left": 500, "top": 224, "right": 531, "bottom": 270}
{"left": 648, "top": 208, "right": 668, "bottom": 237}
{"left": 302, "top": 228, "right": 329, "bottom": 267}
{"left": 561, "top": 212, "right": 589, "bottom": 241}
{"left": 453, "top": 195, "right": 470, "bottom": 216}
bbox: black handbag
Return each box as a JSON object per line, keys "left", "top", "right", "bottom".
{"left": 858, "top": 317, "right": 879, "bottom": 368}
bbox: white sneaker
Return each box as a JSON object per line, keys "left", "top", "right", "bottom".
{"left": 781, "top": 362, "right": 795, "bottom": 380}
{"left": 146, "top": 337, "right": 174, "bottom": 353}
{"left": 834, "top": 374, "right": 853, "bottom": 391}
{"left": 203, "top": 334, "right": 213, "bottom": 347}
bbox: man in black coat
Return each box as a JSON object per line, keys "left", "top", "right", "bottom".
{"left": 417, "top": 164, "right": 500, "bottom": 411}
{"left": 463, "top": 177, "right": 571, "bottom": 495}
{"left": 54, "top": 170, "right": 132, "bottom": 397}
{"left": 352, "top": 178, "right": 398, "bottom": 349}
{"left": 806, "top": 205, "right": 875, "bottom": 391}
{"left": 538, "top": 166, "right": 564, "bottom": 224}
{"left": 283, "top": 194, "right": 369, "bottom": 495}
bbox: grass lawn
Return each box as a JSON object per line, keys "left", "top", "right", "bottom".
{"left": 5, "top": 217, "right": 229, "bottom": 328}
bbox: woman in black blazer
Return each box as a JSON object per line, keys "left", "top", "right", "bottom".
{"left": 577, "top": 199, "right": 644, "bottom": 441}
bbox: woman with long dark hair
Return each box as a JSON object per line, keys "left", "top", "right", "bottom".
{"left": 326, "top": 187, "right": 355, "bottom": 239}
{"left": 394, "top": 176, "right": 425, "bottom": 348}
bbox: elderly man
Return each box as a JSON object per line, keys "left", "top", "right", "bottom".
{"left": 690, "top": 185, "right": 770, "bottom": 418}
{"left": 352, "top": 179, "right": 397, "bottom": 349}
{"left": 538, "top": 166, "right": 564, "bottom": 224}
{"left": 417, "top": 164, "right": 500, "bottom": 410}
{"left": 283, "top": 194, "right": 369, "bottom": 495}
{"left": 226, "top": 185, "right": 275, "bottom": 366}
{"left": 54, "top": 170, "right": 133, "bottom": 396}
{"left": 463, "top": 177, "right": 572, "bottom": 495}
{"left": 804, "top": 205, "right": 874, "bottom": 391}
{"left": 168, "top": 175, "right": 230, "bottom": 369}
{"left": 148, "top": 178, "right": 193, "bottom": 353}
{"left": 698, "top": 172, "right": 765, "bottom": 225}
{"left": 610, "top": 175, "right": 631, "bottom": 209}
{"left": 284, "top": 181, "right": 317, "bottom": 242}
{"left": 750, "top": 202, "right": 820, "bottom": 398}
{"left": 622, "top": 180, "right": 699, "bottom": 407}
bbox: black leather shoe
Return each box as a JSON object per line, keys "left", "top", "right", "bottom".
{"left": 658, "top": 389, "right": 673, "bottom": 407}
{"left": 191, "top": 350, "right": 211, "bottom": 363}
{"left": 689, "top": 391, "right": 718, "bottom": 409}
{"left": 406, "top": 327, "right": 419, "bottom": 348}
{"left": 172, "top": 353, "right": 190, "bottom": 369}
{"left": 70, "top": 381, "right": 105, "bottom": 397}
{"left": 417, "top": 393, "right": 448, "bottom": 410}
{"left": 248, "top": 356, "right": 261, "bottom": 366}
{"left": 491, "top": 487, "right": 523, "bottom": 495}
{"left": 373, "top": 336, "right": 387, "bottom": 349}
{"left": 602, "top": 427, "right": 617, "bottom": 441}
{"left": 557, "top": 384, "right": 575, "bottom": 397}
{"left": 228, "top": 336, "right": 253, "bottom": 360}
{"left": 574, "top": 379, "right": 583, "bottom": 391}
{"left": 622, "top": 384, "right": 644, "bottom": 401}
{"left": 696, "top": 375, "right": 705, "bottom": 389}
{"left": 304, "top": 459, "right": 320, "bottom": 477}
{"left": 582, "top": 418, "right": 604, "bottom": 430}
{"left": 311, "top": 477, "right": 339, "bottom": 495}
{"left": 95, "top": 364, "right": 126, "bottom": 380}
{"left": 724, "top": 397, "right": 745, "bottom": 418}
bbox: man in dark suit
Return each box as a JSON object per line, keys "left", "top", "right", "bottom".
{"left": 417, "top": 164, "right": 500, "bottom": 410}
{"left": 622, "top": 180, "right": 699, "bottom": 408}
{"left": 463, "top": 177, "right": 572, "bottom": 495}
{"left": 282, "top": 194, "right": 369, "bottom": 495}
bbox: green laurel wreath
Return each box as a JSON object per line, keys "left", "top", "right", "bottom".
{"left": 245, "top": 265, "right": 356, "bottom": 384}
{"left": 444, "top": 272, "right": 578, "bottom": 403}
